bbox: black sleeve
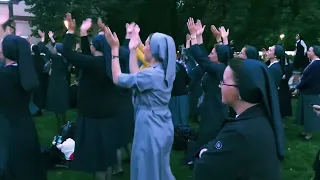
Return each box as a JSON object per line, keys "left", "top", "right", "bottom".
{"left": 38, "top": 42, "right": 55, "bottom": 59}
{"left": 188, "top": 65, "right": 205, "bottom": 92}
{"left": 193, "top": 129, "right": 246, "bottom": 180}
{"left": 188, "top": 45, "right": 226, "bottom": 76}
{"left": 81, "top": 36, "right": 91, "bottom": 55}
{"left": 62, "top": 34, "right": 105, "bottom": 73}
{"left": 199, "top": 43, "right": 209, "bottom": 56}
{"left": 122, "top": 39, "right": 130, "bottom": 49}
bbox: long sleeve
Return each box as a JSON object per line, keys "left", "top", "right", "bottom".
{"left": 301, "top": 40, "right": 307, "bottom": 54}
{"left": 80, "top": 36, "right": 91, "bottom": 55}
{"left": 122, "top": 39, "right": 129, "bottom": 49}
{"left": 62, "top": 34, "right": 105, "bottom": 73}
{"left": 187, "top": 45, "right": 225, "bottom": 76}
{"left": 137, "top": 48, "right": 150, "bottom": 70}
{"left": 193, "top": 129, "right": 245, "bottom": 180}
{"left": 199, "top": 44, "right": 209, "bottom": 56}
{"left": 38, "top": 42, "right": 57, "bottom": 60}
{"left": 296, "top": 67, "right": 312, "bottom": 90}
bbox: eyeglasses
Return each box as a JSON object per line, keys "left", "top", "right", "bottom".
{"left": 220, "top": 80, "right": 238, "bottom": 87}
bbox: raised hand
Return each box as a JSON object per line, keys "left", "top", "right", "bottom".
{"left": 219, "top": 26, "right": 229, "bottom": 38}
{"left": 210, "top": 25, "right": 221, "bottom": 39}
{"left": 125, "top": 22, "right": 136, "bottom": 39}
{"left": 38, "top": 30, "right": 45, "bottom": 38}
{"left": 48, "top": 31, "right": 54, "bottom": 38}
{"left": 186, "top": 34, "right": 191, "bottom": 42}
{"left": 80, "top": 18, "right": 92, "bottom": 32}
{"left": 65, "top": 13, "right": 76, "bottom": 31}
{"left": 195, "top": 19, "right": 206, "bottom": 36}
{"left": 97, "top": 18, "right": 106, "bottom": 32}
{"left": 129, "top": 24, "right": 140, "bottom": 50}
{"left": 104, "top": 27, "right": 120, "bottom": 49}
{"left": 186, "top": 17, "right": 197, "bottom": 36}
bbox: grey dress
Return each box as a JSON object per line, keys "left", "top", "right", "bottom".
{"left": 118, "top": 64, "right": 176, "bottom": 180}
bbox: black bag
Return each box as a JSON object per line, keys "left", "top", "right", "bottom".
{"left": 60, "top": 121, "right": 76, "bottom": 142}
{"left": 173, "top": 124, "right": 197, "bottom": 151}
{"left": 313, "top": 150, "right": 320, "bottom": 180}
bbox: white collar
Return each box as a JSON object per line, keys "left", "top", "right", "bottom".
{"left": 268, "top": 60, "right": 279, "bottom": 68}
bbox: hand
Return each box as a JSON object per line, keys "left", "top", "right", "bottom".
{"left": 292, "top": 89, "right": 299, "bottom": 95}
{"left": 199, "top": 148, "right": 207, "bottom": 158}
{"left": 282, "top": 75, "right": 286, "bottom": 79}
{"left": 48, "top": 31, "right": 54, "bottom": 38}
{"left": 65, "top": 13, "right": 76, "bottom": 31}
{"left": 186, "top": 17, "right": 197, "bottom": 37}
{"left": 38, "top": 30, "right": 45, "bottom": 39}
{"left": 210, "top": 25, "right": 221, "bottom": 39}
{"left": 186, "top": 34, "right": 191, "bottom": 42}
{"left": 313, "top": 105, "right": 320, "bottom": 117}
{"left": 219, "top": 26, "right": 229, "bottom": 38}
{"left": 195, "top": 19, "right": 206, "bottom": 36}
{"left": 104, "top": 27, "right": 120, "bottom": 49}
{"left": 80, "top": 18, "right": 92, "bottom": 32}
{"left": 125, "top": 22, "right": 136, "bottom": 38}
{"left": 128, "top": 24, "right": 141, "bottom": 50}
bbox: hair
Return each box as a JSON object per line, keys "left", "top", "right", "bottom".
{"left": 312, "top": 45, "right": 320, "bottom": 57}
{"left": 244, "top": 45, "right": 259, "bottom": 59}
{"left": 228, "top": 57, "right": 244, "bottom": 84}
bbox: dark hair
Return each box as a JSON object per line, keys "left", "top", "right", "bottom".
{"left": 312, "top": 45, "right": 320, "bottom": 57}
{"left": 228, "top": 57, "right": 244, "bottom": 84}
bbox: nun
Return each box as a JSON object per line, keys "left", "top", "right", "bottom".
{"left": 186, "top": 18, "right": 229, "bottom": 163}
{"left": 266, "top": 45, "right": 285, "bottom": 89}
{"left": 30, "top": 44, "right": 48, "bottom": 115}
{"left": 105, "top": 26, "right": 176, "bottom": 180}
{"left": 38, "top": 30, "right": 69, "bottom": 133}
{"left": 169, "top": 59, "right": 190, "bottom": 125}
{"left": 238, "top": 45, "right": 259, "bottom": 60}
{"left": 193, "top": 58, "right": 284, "bottom": 180}
{"left": 0, "top": 35, "right": 46, "bottom": 180}
{"left": 62, "top": 15, "right": 117, "bottom": 180}
{"left": 295, "top": 46, "right": 320, "bottom": 140}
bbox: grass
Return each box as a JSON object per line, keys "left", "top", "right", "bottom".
{"left": 34, "top": 99, "right": 319, "bottom": 180}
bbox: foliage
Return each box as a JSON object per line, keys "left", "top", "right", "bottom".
{"left": 25, "top": 0, "right": 320, "bottom": 49}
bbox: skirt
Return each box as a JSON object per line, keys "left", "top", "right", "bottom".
{"left": 169, "top": 95, "right": 189, "bottom": 125}
{"left": 295, "top": 94, "right": 320, "bottom": 132}
{"left": 71, "top": 116, "right": 117, "bottom": 172}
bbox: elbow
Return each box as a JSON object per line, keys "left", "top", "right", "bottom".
{"left": 113, "top": 72, "right": 121, "bottom": 85}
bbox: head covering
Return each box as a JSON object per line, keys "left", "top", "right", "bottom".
{"left": 274, "top": 45, "right": 285, "bottom": 75}
{"left": 244, "top": 45, "right": 259, "bottom": 60}
{"left": 92, "top": 34, "right": 112, "bottom": 77}
{"left": 55, "top": 43, "right": 64, "bottom": 54}
{"left": 236, "top": 59, "right": 285, "bottom": 160}
{"left": 149, "top": 32, "right": 176, "bottom": 87}
{"left": 312, "top": 45, "right": 320, "bottom": 57}
{"left": 2, "top": 35, "right": 39, "bottom": 91}
{"left": 215, "top": 45, "right": 230, "bottom": 65}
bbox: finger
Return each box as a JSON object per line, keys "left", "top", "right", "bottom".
{"left": 126, "top": 23, "right": 129, "bottom": 28}
{"left": 113, "top": 32, "right": 118, "bottom": 41}
{"left": 202, "top": 25, "right": 206, "bottom": 30}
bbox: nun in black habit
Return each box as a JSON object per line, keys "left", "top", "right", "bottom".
{"left": 62, "top": 16, "right": 117, "bottom": 180}
{"left": 193, "top": 58, "right": 284, "bottom": 180}
{"left": 185, "top": 42, "right": 229, "bottom": 162}
{"left": 238, "top": 45, "right": 259, "bottom": 60}
{"left": 31, "top": 44, "right": 48, "bottom": 112}
{"left": 38, "top": 30, "right": 69, "bottom": 133}
{"left": 0, "top": 35, "right": 46, "bottom": 180}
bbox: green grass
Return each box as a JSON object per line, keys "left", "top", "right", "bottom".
{"left": 34, "top": 100, "right": 319, "bottom": 180}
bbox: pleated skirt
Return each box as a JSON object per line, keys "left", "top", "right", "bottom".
{"left": 295, "top": 94, "right": 320, "bottom": 132}
{"left": 71, "top": 116, "right": 117, "bottom": 172}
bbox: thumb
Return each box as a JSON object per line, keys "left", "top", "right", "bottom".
{"left": 202, "top": 25, "right": 206, "bottom": 29}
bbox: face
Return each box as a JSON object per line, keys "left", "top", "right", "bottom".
{"left": 307, "top": 47, "right": 315, "bottom": 59}
{"left": 208, "top": 48, "right": 219, "bottom": 63}
{"left": 221, "top": 66, "right": 239, "bottom": 105}
{"left": 143, "top": 37, "right": 153, "bottom": 63}
{"left": 238, "top": 47, "right": 247, "bottom": 59}
{"left": 266, "top": 46, "right": 276, "bottom": 60}
{"left": 295, "top": 35, "right": 300, "bottom": 41}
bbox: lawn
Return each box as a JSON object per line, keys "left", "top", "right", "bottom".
{"left": 34, "top": 99, "right": 319, "bottom": 180}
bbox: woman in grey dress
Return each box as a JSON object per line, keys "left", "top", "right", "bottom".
{"left": 105, "top": 25, "right": 176, "bottom": 180}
